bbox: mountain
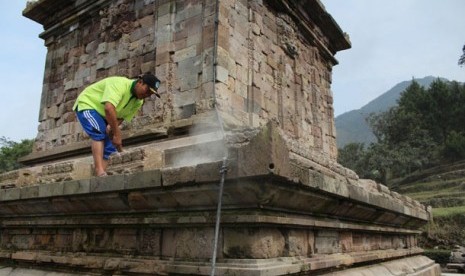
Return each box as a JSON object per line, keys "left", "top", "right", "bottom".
{"left": 335, "top": 76, "right": 443, "bottom": 148}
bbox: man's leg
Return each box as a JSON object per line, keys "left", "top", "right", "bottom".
{"left": 76, "top": 110, "right": 114, "bottom": 176}
{"left": 91, "top": 140, "right": 106, "bottom": 176}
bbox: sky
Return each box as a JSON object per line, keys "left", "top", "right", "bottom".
{"left": 0, "top": 2, "right": 45, "bottom": 142}
{"left": 321, "top": 0, "right": 465, "bottom": 117}
{"left": 0, "top": 1, "right": 464, "bottom": 142}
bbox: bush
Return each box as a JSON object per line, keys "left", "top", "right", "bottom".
{"left": 423, "top": 248, "right": 451, "bottom": 265}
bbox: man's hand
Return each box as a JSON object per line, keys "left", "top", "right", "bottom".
{"left": 112, "top": 133, "right": 123, "bottom": 152}
{"left": 106, "top": 125, "right": 123, "bottom": 152}
{"left": 106, "top": 125, "right": 114, "bottom": 139}
{"left": 104, "top": 102, "right": 124, "bottom": 152}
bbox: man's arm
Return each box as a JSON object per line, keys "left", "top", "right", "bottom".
{"left": 104, "top": 102, "right": 123, "bottom": 152}
{"left": 106, "top": 119, "right": 123, "bottom": 140}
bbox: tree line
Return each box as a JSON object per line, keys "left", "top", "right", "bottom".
{"left": 338, "top": 79, "right": 465, "bottom": 185}
{"left": 0, "top": 137, "right": 33, "bottom": 173}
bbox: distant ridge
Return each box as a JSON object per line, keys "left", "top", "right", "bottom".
{"left": 335, "top": 76, "right": 445, "bottom": 148}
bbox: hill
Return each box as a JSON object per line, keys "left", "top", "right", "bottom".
{"left": 335, "top": 76, "right": 442, "bottom": 148}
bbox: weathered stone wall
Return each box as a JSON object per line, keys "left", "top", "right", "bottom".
{"left": 31, "top": 0, "right": 218, "bottom": 154}
{"left": 25, "top": 0, "right": 347, "bottom": 163}
{"left": 215, "top": 0, "right": 340, "bottom": 159}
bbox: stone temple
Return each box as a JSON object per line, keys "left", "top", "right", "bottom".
{"left": 0, "top": 0, "right": 439, "bottom": 275}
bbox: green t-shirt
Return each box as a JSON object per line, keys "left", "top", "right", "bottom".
{"left": 73, "top": 76, "right": 144, "bottom": 122}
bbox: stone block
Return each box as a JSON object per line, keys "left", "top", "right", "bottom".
{"left": 173, "top": 45, "right": 197, "bottom": 62}
{"left": 162, "top": 228, "right": 217, "bottom": 259}
{"left": 46, "top": 105, "right": 59, "bottom": 119}
{"left": 0, "top": 188, "right": 21, "bottom": 201}
{"left": 306, "top": 169, "right": 324, "bottom": 189}
{"left": 185, "top": 3, "right": 202, "bottom": 19}
{"left": 127, "top": 191, "right": 152, "bottom": 210}
{"left": 339, "top": 231, "right": 353, "bottom": 253}
{"left": 359, "top": 179, "right": 378, "bottom": 193}
{"left": 125, "top": 169, "right": 161, "bottom": 190}
{"left": 156, "top": 51, "right": 170, "bottom": 66}
{"left": 96, "top": 59, "right": 105, "bottom": 70}
{"left": 178, "top": 73, "right": 199, "bottom": 92}
{"left": 20, "top": 185, "right": 39, "bottom": 199}
{"left": 138, "top": 228, "right": 162, "bottom": 255}
{"left": 320, "top": 175, "right": 349, "bottom": 197}
{"left": 38, "top": 160, "right": 91, "bottom": 184}
{"left": 90, "top": 175, "right": 125, "bottom": 193}
{"left": 141, "top": 61, "right": 153, "bottom": 74}
{"left": 286, "top": 229, "right": 308, "bottom": 257}
{"left": 352, "top": 233, "right": 368, "bottom": 252}
{"left": 15, "top": 167, "right": 40, "bottom": 187}
{"left": 378, "top": 183, "right": 390, "bottom": 194}
{"left": 54, "top": 230, "right": 73, "bottom": 250}
{"left": 38, "top": 182, "right": 64, "bottom": 198}
{"left": 308, "top": 230, "right": 315, "bottom": 255}
{"left": 216, "top": 65, "right": 229, "bottom": 84}
{"left": 174, "top": 103, "right": 196, "bottom": 119}
{"left": 161, "top": 166, "right": 195, "bottom": 186}
{"left": 315, "top": 230, "right": 340, "bottom": 254}
{"left": 11, "top": 251, "right": 37, "bottom": 261}
{"left": 106, "top": 52, "right": 119, "bottom": 69}
{"left": 97, "top": 42, "right": 108, "bottom": 54}
{"left": 64, "top": 80, "right": 74, "bottom": 91}
{"left": 79, "top": 54, "right": 89, "bottom": 64}
{"left": 139, "top": 15, "right": 154, "bottom": 28}
{"left": 118, "top": 47, "right": 129, "bottom": 60}
{"left": 186, "top": 32, "right": 202, "bottom": 47}
{"left": 223, "top": 228, "right": 285, "bottom": 258}
{"left": 348, "top": 184, "right": 370, "bottom": 203}
{"left": 195, "top": 161, "right": 222, "bottom": 183}
{"left": 63, "top": 179, "right": 91, "bottom": 195}
{"left": 112, "top": 229, "right": 138, "bottom": 253}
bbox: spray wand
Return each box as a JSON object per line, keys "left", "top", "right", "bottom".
{"left": 210, "top": 157, "right": 227, "bottom": 276}
{"left": 209, "top": 0, "right": 227, "bottom": 273}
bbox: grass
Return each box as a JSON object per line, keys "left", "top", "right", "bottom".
{"left": 432, "top": 206, "right": 465, "bottom": 218}
{"left": 408, "top": 191, "right": 465, "bottom": 202}
{"left": 396, "top": 177, "right": 465, "bottom": 207}
{"left": 396, "top": 178, "right": 465, "bottom": 194}
{"left": 392, "top": 165, "right": 465, "bottom": 248}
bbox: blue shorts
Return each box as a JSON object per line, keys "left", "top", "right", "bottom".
{"left": 76, "top": 110, "right": 117, "bottom": 160}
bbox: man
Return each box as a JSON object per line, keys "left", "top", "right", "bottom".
{"left": 73, "top": 73, "right": 161, "bottom": 177}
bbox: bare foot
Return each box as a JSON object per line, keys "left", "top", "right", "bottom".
{"left": 96, "top": 171, "right": 108, "bottom": 177}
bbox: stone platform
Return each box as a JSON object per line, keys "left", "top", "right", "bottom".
{"left": 0, "top": 124, "right": 438, "bottom": 275}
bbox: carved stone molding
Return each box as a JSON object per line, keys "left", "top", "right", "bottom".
{"left": 277, "top": 13, "right": 299, "bottom": 58}
{"left": 99, "top": 0, "right": 134, "bottom": 40}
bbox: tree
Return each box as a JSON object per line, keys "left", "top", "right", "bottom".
{"left": 338, "top": 142, "right": 388, "bottom": 183}
{"left": 345, "top": 79, "right": 465, "bottom": 184}
{"left": 443, "top": 130, "right": 465, "bottom": 161}
{"left": 0, "top": 137, "right": 34, "bottom": 173}
{"left": 337, "top": 142, "right": 366, "bottom": 173}
{"left": 459, "top": 44, "right": 465, "bottom": 67}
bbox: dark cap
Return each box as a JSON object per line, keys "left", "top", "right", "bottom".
{"left": 140, "top": 73, "right": 161, "bottom": 98}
